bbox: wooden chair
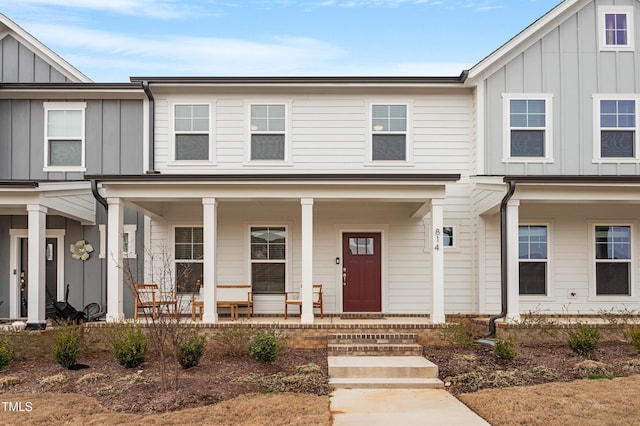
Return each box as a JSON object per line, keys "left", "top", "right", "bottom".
{"left": 134, "top": 283, "right": 177, "bottom": 319}
{"left": 284, "top": 284, "right": 323, "bottom": 319}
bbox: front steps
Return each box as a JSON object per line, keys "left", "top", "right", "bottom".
{"left": 328, "top": 332, "right": 443, "bottom": 389}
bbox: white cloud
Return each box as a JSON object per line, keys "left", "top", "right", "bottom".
{"left": 0, "top": 0, "right": 192, "bottom": 19}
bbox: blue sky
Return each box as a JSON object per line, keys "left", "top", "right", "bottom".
{"left": 1, "top": 0, "right": 561, "bottom": 82}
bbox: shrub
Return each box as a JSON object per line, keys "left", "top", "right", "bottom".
{"left": 178, "top": 334, "right": 207, "bottom": 369}
{"left": 212, "top": 325, "right": 254, "bottom": 357}
{"left": 109, "top": 323, "right": 148, "bottom": 368}
{"left": 494, "top": 338, "right": 516, "bottom": 360}
{"left": 0, "top": 336, "right": 13, "bottom": 371}
{"left": 249, "top": 330, "right": 281, "bottom": 363}
{"left": 440, "top": 320, "right": 476, "bottom": 346}
{"left": 52, "top": 325, "right": 82, "bottom": 369}
{"left": 625, "top": 325, "right": 640, "bottom": 353}
{"left": 568, "top": 323, "right": 601, "bottom": 357}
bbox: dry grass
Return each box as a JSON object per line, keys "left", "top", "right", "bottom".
{"left": 0, "top": 392, "right": 331, "bottom": 426}
{"left": 460, "top": 375, "right": 640, "bottom": 426}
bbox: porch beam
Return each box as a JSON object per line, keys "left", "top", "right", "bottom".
{"left": 430, "top": 198, "right": 445, "bottom": 324}
{"left": 411, "top": 201, "right": 430, "bottom": 219}
{"left": 106, "top": 197, "right": 124, "bottom": 322}
{"left": 202, "top": 198, "right": 218, "bottom": 323}
{"left": 26, "top": 204, "right": 47, "bottom": 329}
{"left": 300, "top": 198, "right": 314, "bottom": 324}
{"left": 506, "top": 199, "right": 520, "bottom": 322}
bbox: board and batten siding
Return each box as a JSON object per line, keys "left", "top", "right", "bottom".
{"left": 153, "top": 91, "right": 472, "bottom": 174}
{"left": 0, "top": 99, "right": 144, "bottom": 180}
{"left": 483, "top": 0, "right": 640, "bottom": 176}
{"left": 0, "top": 35, "right": 69, "bottom": 83}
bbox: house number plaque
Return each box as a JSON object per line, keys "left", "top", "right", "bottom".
{"left": 434, "top": 228, "right": 440, "bottom": 251}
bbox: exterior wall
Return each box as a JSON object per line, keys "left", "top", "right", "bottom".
{"left": 146, "top": 198, "right": 476, "bottom": 316}
{"left": 0, "top": 99, "right": 144, "bottom": 181}
{"left": 483, "top": 0, "right": 640, "bottom": 176}
{"left": 0, "top": 35, "right": 68, "bottom": 83}
{"left": 152, "top": 88, "right": 472, "bottom": 175}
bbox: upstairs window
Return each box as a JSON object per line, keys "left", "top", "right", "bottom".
{"left": 371, "top": 104, "right": 407, "bottom": 161}
{"left": 173, "top": 103, "right": 211, "bottom": 161}
{"left": 503, "top": 95, "right": 552, "bottom": 162}
{"left": 599, "top": 7, "right": 634, "bottom": 51}
{"left": 43, "top": 102, "right": 86, "bottom": 171}
{"left": 250, "top": 104, "right": 286, "bottom": 161}
{"left": 594, "top": 225, "right": 632, "bottom": 296}
{"left": 519, "top": 225, "right": 548, "bottom": 296}
{"left": 594, "top": 97, "right": 639, "bottom": 160}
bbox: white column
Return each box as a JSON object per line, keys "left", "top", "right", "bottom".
{"left": 430, "top": 198, "right": 446, "bottom": 324}
{"left": 26, "top": 204, "right": 47, "bottom": 329}
{"left": 300, "top": 198, "right": 314, "bottom": 324}
{"left": 106, "top": 198, "right": 124, "bottom": 322}
{"left": 202, "top": 198, "right": 218, "bottom": 323}
{"left": 506, "top": 199, "right": 520, "bottom": 322}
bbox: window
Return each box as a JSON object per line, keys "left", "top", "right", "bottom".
{"left": 43, "top": 102, "right": 86, "bottom": 171}
{"left": 596, "top": 98, "right": 637, "bottom": 159}
{"left": 594, "top": 225, "right": 631, "bottom": 296}
{"left": 503, "top": 95, "right": 552, "bottom": 161}
{"left": 250, "top": 227, "right": 286, "bottom": 294}
{"left": 173, "top": 103, "right": 211, "bottom": 161}
{"left": 443, "top": 226, "right": 454, "bottom": 248}
{"left": 250, "top": 104, "right": 286, "bottom": 161}
{"left": 599, "top": 7, "right": 634, "bottom": 51}
{"left": 98, "top": 224, "right": 137, "bottom": 259}
{"left": 371, "top": 104, "right": 407, "bottom": 161}
{"left": 349, "top": 237, "right": 374, "bottom": 255}
{"left": 175, "top": 227, "right": 204, "bottom": 294}
{"left": 519, "top": 225, "right": 548, "bottom": 295}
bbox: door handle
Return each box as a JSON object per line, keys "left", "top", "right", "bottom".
{"left": 342, "top": 268, "right": 347, "bottom": 286}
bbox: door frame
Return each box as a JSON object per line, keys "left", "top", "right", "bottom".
{"left": 335, "top": 225, "right": 388, "bottom": 313}
{"left": 9, "top": 229, "right": 65, "bottom": 319}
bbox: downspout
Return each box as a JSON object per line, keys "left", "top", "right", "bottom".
{"left": 482, "top": 180, "right": 516, "bottom": 338}
{"left": 91, "top": 179, "right": 108, "bottom": 314}
{"left": 142, "top": 81, "right": 159, "bottom": 174}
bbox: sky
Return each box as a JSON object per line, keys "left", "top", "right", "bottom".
{"left": 0, "top": 0, "right": 562, "bottom": 82}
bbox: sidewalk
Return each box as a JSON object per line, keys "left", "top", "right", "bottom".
{"left": 330, "top": 388, "right": 490, "bottom": 425}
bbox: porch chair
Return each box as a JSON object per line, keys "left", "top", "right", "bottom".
{"left": 134, "top": 283, "right": 177, "bottom": 319}
{"left": 284, "top": 284, "right": 323, "bottom": 319}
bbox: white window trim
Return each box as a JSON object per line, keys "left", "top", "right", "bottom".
{"left": 246, "top": 223, "right": 291, "bottom": 294}
{"left": 588, "top": 222, "right": 635, "bottom": 300}
{"left": 598, "top": 6, "right": 634, "bottom": 51}
{"left": 245, "top": 100, "right": 292, "bottom": 165}
{"left": 366, "top": 101, "right": 413, "bottom": 165}
{"left": 518, "top": 222, "right": 553, "bottom": 300}
{"left": 502, "top": 94, "right": 554, "bottom": 163}
{"left": 592, "top": 94, "right": 640, "bottom": 162}
{"left": 43, "top": 101, "right": 87, "bottom": 172}
{"left": 168, "top": 100, "right": 215, "bottom": 166}
{"left": 99, "top": 224, "right": 137, "bottom": 259}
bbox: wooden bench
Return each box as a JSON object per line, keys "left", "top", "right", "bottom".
{"left": 191, "top": 285, "right": 253, "bottom": 320}
{"left": 134, "top": 283, "right": 177, "bottom": 319}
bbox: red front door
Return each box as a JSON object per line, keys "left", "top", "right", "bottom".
{"left": 342, "top": 232, "right": 381, "bottom": 312}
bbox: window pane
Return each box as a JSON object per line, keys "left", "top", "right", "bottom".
{"left": 519, "top": 262, "right": 546, "bottom": 295}
{"left": 175, "top": 227, "right": 203, "bottom": 260}
{"left": 176, "top": 262, "right": 203, "bottom": 293}
{"left": 49, "top": 140, "right": 81, "bottom": 166}
{"left": 443, "top": 227, "right": 453, "bottom": 247}
{"left": 595, "top": 226, "right": 630, "bottom": 259}
{"left": 511, "top": 130, "right": 544, "bottom": 157}
{"left": 251, "top": 227, "right": 286, "bottom": 260}
{"left": 251, "top": 134, "right": 285, "bottom": 160}
{"left": 372, "top": 134, "right": 406, "bottom": 160}
{"left": 596, "top": 263, "right": 630, "bottom": 295}
{"left": 252, "top": 263, "right": 285, "bottom": 294}
{"left": 48, "top": 110, "right": 82, "bottom": 138}
{"left": 601, "top": 131, "right": 634, "bottom": 157}
{"left": 510, "top": 99, "right": 545, "bottom": 128}
{"left": 519, "top": 226, "right": 548, "bottom": 259}
{"left": 176, "top": 134, "right": 209, "bottom": 160}
{"left": 372, "top": 105, "right": 388, "bottom": 119}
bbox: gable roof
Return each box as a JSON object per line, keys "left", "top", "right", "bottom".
{"left": 0, "top": 14, "right": 91, "bottom": 83}
{"left": 465, "top": 0, "right": 588, "bottom": 83}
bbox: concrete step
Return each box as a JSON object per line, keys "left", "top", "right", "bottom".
{"left": 328, "top": 356, "right": 439, "bottom": 380}
{"left": 328, "top": 343, "right": 423, "bottom": 357}
{"left": 329, "top": 377, "right": 444, "bottom": 389}
{"left": 328, "top": 333, "right": 417, "bottom": 345}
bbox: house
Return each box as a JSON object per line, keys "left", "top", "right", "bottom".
{"left": 2, "top": 0, "right": 640, "bottom": 328}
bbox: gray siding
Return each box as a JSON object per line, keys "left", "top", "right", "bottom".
{"left": 483, "top": 0, "right": 640, "bottom": 176}
{"left": 0, "top": 35, "right": 69, "bottom": 83}
{"left": 0, "top": 99, "right": 144, "bottom": 180}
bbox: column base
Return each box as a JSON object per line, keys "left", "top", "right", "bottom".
{"left": 106, "top": 312, "right": 125, "bottom": 323}
{"left": 202, "top": 313, "right": 218, "bottom": 324}
{"left": 25, "top": 322, "right": 47, "bottom": 331}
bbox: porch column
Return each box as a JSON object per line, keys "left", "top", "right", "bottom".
{"left": 300, "top": 198, "right": 314, "bottom": 324}
{"left": 506, "top": 199, "right": 520, "bottom": 322}
{"left": 26, "top": 204, "right": 47, "bottom": 330}
{"left": 430, "top": 198, "right": 445, "bottom": 324}
{"left": 106, "top": 197, "right": 124, "bottom": 322}
{"left": 202, "top": 198, "right": 218, "bottom": 323}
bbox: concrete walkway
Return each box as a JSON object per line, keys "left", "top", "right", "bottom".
{"left": 330, "top": 388, "right": 490, "bottom": 425}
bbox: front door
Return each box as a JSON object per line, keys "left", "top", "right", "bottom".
{"left": 19, "top": 238, "right": 58, "bottom": 317}
{"left": 342, "top": 232, "right": 381, "bottom": 312}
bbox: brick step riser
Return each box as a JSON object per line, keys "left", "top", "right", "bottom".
{"left": 329, "top": 333, "right": 417, "bottom": 340}
{"left": 328, "top": 338, "right": 417, "bottom": 345}
{"left": 328, "top": 366, "right": 439, "bottom": 379}
{"left": 328, "top": 346, "right": 423, "bottom": 357}
{"left": 329, "top": 378, "right": 444, "bottom": 390}
{"left": 328, "top": 350, "right": 422, "bottom": 357}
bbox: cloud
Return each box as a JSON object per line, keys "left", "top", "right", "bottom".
{"left": 0, "top": 0, "right": 194, "bottom": 19}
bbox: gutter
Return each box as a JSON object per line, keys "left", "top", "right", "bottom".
{"left": 90, "top": 179, "right": 108, "bottom": 211}
{"left": 90, "top": 179, "right": 109, "bottom": 317}
{"left": 142, "top": 81, "right": 158, "bottom": 174}
{"left": 482, "top": 180, "right": 516, "bottom": 338}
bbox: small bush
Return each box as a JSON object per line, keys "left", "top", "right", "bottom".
{"left": 494, "top": 338, "right": 516, "bottom": 360}
{"left": 249, "top": 330, "right": 281, "bottom": 363}
{"left": 626, "top": 325, "right": 640, "bottom": 353}
{"left": 52, "top": 325, "right": 82, "bottom": 369}
{"left": 178, "top": 334, "right": 207, "bottom": 369}
{"left": 212, "top": 325, "right": 254, "bottom": 357}
{"left": 109, "top": 323, "right": 148, "bottom": 368}
{"left": 440, "top": 320, "right": 476, "bottom": 346}
{"left": 0, "top": 336, "right": 13, "bottom": 370}
{"left": 568, "top": 323, "right": 601, "bottom": 357}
